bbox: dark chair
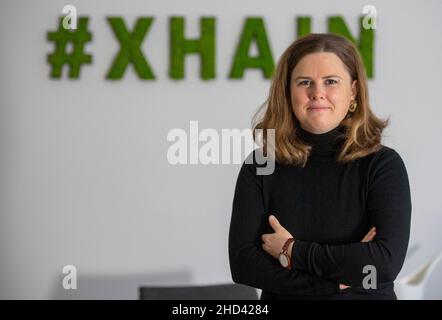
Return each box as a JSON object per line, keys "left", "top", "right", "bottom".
{"left": 139, "top": 283, "right": 258, "bottom": 300}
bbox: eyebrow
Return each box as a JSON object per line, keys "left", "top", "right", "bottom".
{"left": 294, "top": 75, "right": 342, "bottom": 81}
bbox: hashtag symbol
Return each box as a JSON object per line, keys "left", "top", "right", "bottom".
{"left": 47, "top": 17, "right": 92, "bottom": 79}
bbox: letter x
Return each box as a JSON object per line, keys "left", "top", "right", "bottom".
{"left": 106, "top": 17, "right": 155, "bottom": 79}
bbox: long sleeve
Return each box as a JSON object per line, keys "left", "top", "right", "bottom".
{"left": 290, "top": 148, "right": 412, "bottom": 287}
{"left": 228, "top": 151, "right": 339, "bottom": 295}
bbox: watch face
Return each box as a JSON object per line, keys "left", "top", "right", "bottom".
{"left": 279, "top": 253, "right": 289, "bottom": 267}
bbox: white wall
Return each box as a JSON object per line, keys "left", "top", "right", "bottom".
{"left": 1, "top": 0, "right": 441, "bottom": 299}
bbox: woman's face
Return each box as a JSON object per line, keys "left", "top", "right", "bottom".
{"left": 290, "top": 52, "right": 357, "bottom": 134}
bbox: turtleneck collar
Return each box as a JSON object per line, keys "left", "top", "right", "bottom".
{"left": 297, "top": 124, "right": 347, "bottom": 160}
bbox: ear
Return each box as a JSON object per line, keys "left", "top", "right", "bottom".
{"left": 351, "top": 80, "right": 358, "bottom": 100}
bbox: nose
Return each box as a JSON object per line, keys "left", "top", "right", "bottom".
{"left": 309, "top": 84, "right": 325, "bottom": 100}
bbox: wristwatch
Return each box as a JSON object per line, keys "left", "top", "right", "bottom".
{"left": 278, "top": 238, "right": 295, "bottom": 269}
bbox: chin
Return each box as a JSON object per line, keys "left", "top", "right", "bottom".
{"left": 309, "top": 123, "right": 336, "bottom": 134}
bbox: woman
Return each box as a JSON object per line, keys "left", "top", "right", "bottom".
{"left": 228, "top": 33, "right": 412, "bottom": 300}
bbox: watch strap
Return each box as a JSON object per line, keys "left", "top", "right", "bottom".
{"left": 282, "top": 237, "right": 295, "bottom": 253}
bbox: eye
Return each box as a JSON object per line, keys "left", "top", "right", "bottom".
{"left": 297, "top": 80, "right": 311, "bottom": 87}
{"left": 325, "top": 79, "right": 339, "bottom": 85}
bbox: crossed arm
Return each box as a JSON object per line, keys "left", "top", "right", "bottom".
{"left": 229, "top": 162, "right": 339, "bottom": 295}
{"left": 261, "top": 215, "right": 377, "bottom": 289}
{"left": 229, "top": 149, "right": 412, "bottom": 293}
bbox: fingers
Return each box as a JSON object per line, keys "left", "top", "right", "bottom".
{"left": 361, "top": 227, "right": 377, "bottom": 242}
{"left": 364, "top": 227, "right": 376, "bottom": 242}
{"left": 339, "top": 284, "right": 351, "bottom": 290}
{"left": 368, "top": 227, "right": 377, "bottom": 241}
{"left": 261, "top": 234, "right": 275, "bottom": 257}
{"left": 261, "top": 242, "right": 269, "bottom": 252}
{"left": 268, "top": 215, "right": 281, "bottom": 232}
{"left": 360, "top": 228, "right": 370, "bottom": 242}
{"left": 261, "top": 234, "right": 268, "bottom": 243}
{"left": 361, "top": 227, "right": 375, "bottom": 242}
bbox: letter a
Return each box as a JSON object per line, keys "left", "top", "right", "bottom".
{"left": 62, "top": 265, "right": 77, "bottom": 289}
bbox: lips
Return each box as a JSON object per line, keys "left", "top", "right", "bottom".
{"left": 308, "top": 105, "right": 330, "bottom": 109}
{"left": 308, "top": 106, "right": 331, "bottom": 111}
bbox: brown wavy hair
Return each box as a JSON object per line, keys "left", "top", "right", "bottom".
{"left": 253, "top": 33, "right": 388, "bottom": 167}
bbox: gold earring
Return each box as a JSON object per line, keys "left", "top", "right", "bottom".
{"left": 349, "top": 100, "right": 358, "bottom": 112}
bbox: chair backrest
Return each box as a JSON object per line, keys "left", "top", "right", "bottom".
{"left": 423, "top": 251, "right": 442, "bottom": 299}
{"left": 139, "top": 283, "right": 258, "bottom": 300}
{"left": 395, "top": 250, "right": 442, "bottom": 299}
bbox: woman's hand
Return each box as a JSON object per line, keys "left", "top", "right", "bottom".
{"left": 261, "top": 215, "right": 293, "bottom": 259}
{"left": 361, "top": 226, "right": 376, "bottom": 243}
{"left": 260, "top": 216, "right": 377, "bottom": 290}
{"left": 339, "top": 226, "right": 377, "bottom": 290}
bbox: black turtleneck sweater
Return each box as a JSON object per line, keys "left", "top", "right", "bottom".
{"left": 228, "top": 125, "right": 412, "bottom": 300}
